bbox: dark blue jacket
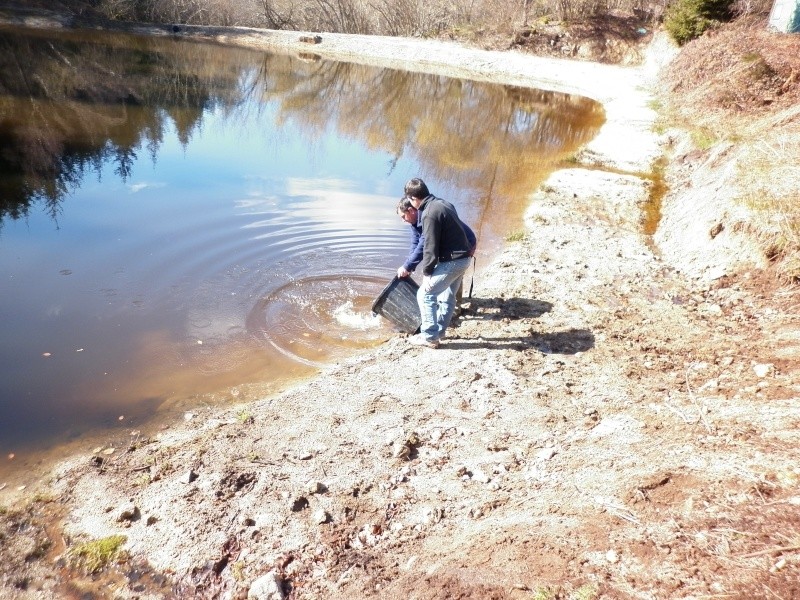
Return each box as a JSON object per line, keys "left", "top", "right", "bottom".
{"left": 402, "top": 196, "right": 476, "bottom": 274}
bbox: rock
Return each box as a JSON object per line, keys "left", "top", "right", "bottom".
{"left": 606, "top": 549, "right": 619, "bottom": 563}
{"left": 248, "top": 571, "right": 284, "bottom": 600}
{"left": 753, "top": 363, "right": 774, "bottom": 378}
{"left": 311, "top": 509, "right": 329, "bottom": 524}
{"left": 471, "top": 468, "right": 490, "bottom": 483}
{"left": 306, "top": 480, "right": 326, "bottom": 495}
{"left": 180, "top": 470, "right": 198, "bottom": 484}
{"left": 392, "top": 442, "right": 410, "bottom": 459}
{"left": 536, "top": 447, "right": 557, "bottom": 461}
{"left": 290, "top": 496, "right": 310, "bottom": 512}
{"left": 116, "top": 502, "right": 140, "bottom": 523}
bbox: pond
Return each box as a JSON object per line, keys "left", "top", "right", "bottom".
{"left": 0, "top": 25, "right": 604, "bottom": 481}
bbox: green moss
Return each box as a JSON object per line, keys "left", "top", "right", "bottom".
{"left": 572, "top": 583, "right": 599, "bottom": 600}
{"left": 506, "top": 231, "right": 526, "bottom": 242}
{"left": 690, "top": 127, "right": 717, "bottom": 150}
{"left": 67, "top": 535, "right": 128, "bottom": 574}
{"left": 532, "top": 588, "right": 556, "bottom": 600}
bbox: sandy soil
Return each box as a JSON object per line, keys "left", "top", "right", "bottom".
{"left": 1, "top": 22, "right": 799, "bottom": 600}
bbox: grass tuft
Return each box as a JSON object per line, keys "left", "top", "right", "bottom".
{"left": 735, "top": 136, "right": 800, "bottom": 281}
{"left": 67, "top": 535, "right": 128, "bottom": 574}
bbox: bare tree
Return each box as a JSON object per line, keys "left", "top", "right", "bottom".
{"left": 259, "top": 0, "right": 296, "bottom": 28}
{"left": 522, "top": 0, "right": 531, "bottom": 26}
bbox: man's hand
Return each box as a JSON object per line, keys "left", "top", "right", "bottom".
{"left": 397, "top": 266, "right": 411, "bottom": 278}
{"left": 422, "top": 276, "right": 433, "bottom": 292}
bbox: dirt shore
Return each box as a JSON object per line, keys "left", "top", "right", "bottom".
{"left": 2, "top": 23, "right": 799, "bottom": 600}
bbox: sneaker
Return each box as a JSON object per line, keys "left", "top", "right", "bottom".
{"left": 408, "top": 334, "right": 439, "bottom": 349}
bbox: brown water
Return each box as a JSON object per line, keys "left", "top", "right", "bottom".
{"left": 0, "top": 25, "right": 604, "bottom": 484}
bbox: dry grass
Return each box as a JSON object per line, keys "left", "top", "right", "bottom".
{"left": 660, "top": 16, "right": 800, "bottom": 282}
{"left": 735, "top": 127, "right": 800, "bottom": 280}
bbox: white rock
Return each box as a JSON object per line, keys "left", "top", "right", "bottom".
{"left": 753, "top": 363, "right": 774, "bottom": 378}
{"left": 606, "top": 549, "right": 619, "bottom": 564}
{"left": 248, "top": 571, "right": 284, "bottom": 600}
{"left": 306, "top": 480, "right": 325, "bottom": 495}
{"left": 116, "top": 502, "right": 140, "bottom": 523}
{"left": 536, "top": 447, "right": 557, "bottom": 461}
{"left": 311, "top": 509, "right": 329, "bottom": 525}
{"left": 471, "top": 469, "right": 490, "bottom": 483}
{"left": 180, "top": 470, "right": 198, "bottom": 484}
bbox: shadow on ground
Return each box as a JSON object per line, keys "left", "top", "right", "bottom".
{"left": 442, "top": 328, "right": 595, "bottom": 354}
{"left": 461, "top": 296, "right": 553, "bottom": 320}
{"left": 445, "top": 296, "right": 594, "bottom": 354}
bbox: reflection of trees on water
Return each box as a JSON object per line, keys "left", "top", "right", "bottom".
{"left": 0, "top": 28, "right": 250, "bottom": 222}
{"left": 0, "top": 26, "right": 604, "bottom": 227}
{"left": 252, "top": 56, "right": 604, "bottom": 199}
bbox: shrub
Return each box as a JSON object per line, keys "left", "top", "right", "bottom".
{"left": 664, "top": 0, "right": 733, "bottom": 45}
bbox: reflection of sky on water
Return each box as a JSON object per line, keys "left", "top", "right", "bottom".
{"left": 283, "top": 177, "right": 398, "bottom": 230}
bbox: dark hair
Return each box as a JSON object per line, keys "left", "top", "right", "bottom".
{"left": 403, "top": 177, "right": 429, "bottom": 200}
{"left": 396, "top": 197, "right": 415, "bottom": 214}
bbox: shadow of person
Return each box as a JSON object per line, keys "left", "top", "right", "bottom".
{"left": 445, "top": 296, "right": 593, "bottom": 354}
{"left": 442, "top": 328, "right": 595, "bottom": 355}
{"left": 460, "top": 296, "right": 553, "bottom": 320}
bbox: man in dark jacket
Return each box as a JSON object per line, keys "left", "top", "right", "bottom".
{"left": 396, "top": 197, "right": 476, "bottom": 279}
{"left": 403, "top": 177, "right": 474, "bottom": 348}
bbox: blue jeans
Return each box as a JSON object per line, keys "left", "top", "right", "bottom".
{"left": 417, "top": 257, "right": 471, "bottom": 342}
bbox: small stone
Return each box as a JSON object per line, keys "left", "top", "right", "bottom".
{"left": 392, "top": 442, "right": 410, "bottom": 459}
{"left": 116, "top": 502, "right": 140, "bottom": 523}
{"left": 180, "top": 470, "right": 198, "bottom": 484}
{"left": 753, "top": 363, "right": 774, "bottom": 378}
{"left": 248, "top": 570, "right": 284, "bottom": 600}
{"left": 306, "top": 480, "right": 326, "bottom": 495}
{"left": 606, "top": 549, "right": 619, "bottom": 563}
{"left": 290, "top": 496, "right": 309, "bottom": 512}
{"left": 536, "top": 447, "right": 557, "bottom": 461}
{"left": 311, "top": 509, "right": 329, "bottom": 524}
{"left": 471, "top": 469, "right": 490, "bottom": 483}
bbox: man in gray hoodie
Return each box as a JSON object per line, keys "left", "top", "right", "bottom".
{"left": 403, "top": 177, "right": 474, "bottom": 348}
